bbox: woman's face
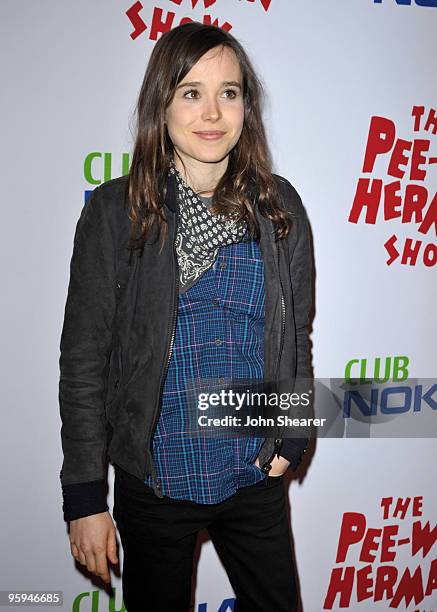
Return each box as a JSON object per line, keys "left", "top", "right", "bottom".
{"left": 165, "top": 45, "right": 244, "bottom": 168}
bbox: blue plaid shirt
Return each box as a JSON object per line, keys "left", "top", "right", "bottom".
{"left": 144, "top": 225, "right": 267, "bottom": 503}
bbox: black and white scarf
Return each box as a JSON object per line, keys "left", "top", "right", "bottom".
{"left": 168, "top": 160, "right": 248, "bottom": 294}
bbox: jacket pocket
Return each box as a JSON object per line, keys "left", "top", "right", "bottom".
{"left": 104, "top": 342, "right": 123, "bottom": 418}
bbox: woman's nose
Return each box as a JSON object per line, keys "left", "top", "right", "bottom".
{"left": 201, "top": 97, "right": 221, "bottom": 121}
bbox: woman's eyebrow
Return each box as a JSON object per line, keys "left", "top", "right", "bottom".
{"left": 176, "top": 80, "right": 242, "bottom": 90}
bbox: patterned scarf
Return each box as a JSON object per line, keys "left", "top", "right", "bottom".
{"left": 168, "top": 160, "right": 248, "bottom": 294}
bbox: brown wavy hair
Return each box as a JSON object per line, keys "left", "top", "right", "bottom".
{"left": 127, "top": 21, "right": 293, "bottom": 255}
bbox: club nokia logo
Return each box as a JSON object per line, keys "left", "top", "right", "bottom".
{"left": 83, "top": 151, "right": 130, "bottom": 203}
{"left": 374, "top": 0, "right": 437, "bottom": 6}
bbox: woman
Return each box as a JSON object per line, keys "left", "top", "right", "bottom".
{"left": 59, "top": 21, "right": 312, "bottom": 612}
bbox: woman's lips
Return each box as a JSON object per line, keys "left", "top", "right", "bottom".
{"left": 194, "top": 131, "right": 226, "bottom": 140}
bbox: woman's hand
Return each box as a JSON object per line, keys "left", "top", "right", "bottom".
{"left": 69, "top": 512, "right": 118, "bottom": 584}
{"left": 255, "top": 455, "right": 290, "bottom": 476}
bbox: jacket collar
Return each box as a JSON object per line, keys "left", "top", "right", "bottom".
{"left": 162, "top": 168, "right": 178, "bottom": 213}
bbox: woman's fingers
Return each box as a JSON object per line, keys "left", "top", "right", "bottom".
{"left": 84, "top": 550, "right": 97, "bottom": 574}
{"left": 254, "top": 455, "right": 289, "bottom": 475}
{"left": 95, "top": 551, "right": 111, "bottom": 583}
{"left": 71, "top": 542, "right": 87, "bottom": 567}
{"left": 73, "top": 547, "right": 110, "bottom": 583}
{"left": 78, "top": 549, "right": 87, "bottom": 566}
{"left": 106, "top": 527, "right": 119, "bottom": 565}
{"left": 70, "top": 542, "right": 79, "bottom": 560}
{"left": 269, "top": 455, "right": 290, "bottom": 476}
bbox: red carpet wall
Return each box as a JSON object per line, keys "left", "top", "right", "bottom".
{"left": 2, "top": 1, "right": 435, "bottom": 610}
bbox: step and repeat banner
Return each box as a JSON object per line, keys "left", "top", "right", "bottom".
{"left": 1, "top": 1, "right": 436, "bottom": 610}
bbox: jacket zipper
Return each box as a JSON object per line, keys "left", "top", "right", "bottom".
{"left": 145, "top": 212, "right": 180, "bottom": 497}
{"left": 106, "top": 283, "right": 124, "bottom": 413}
{"left": 276, "top": 236, "right": 286, "bottom": 380}
{"left": 260, "top": 237, "right": 286, "bottom": 482}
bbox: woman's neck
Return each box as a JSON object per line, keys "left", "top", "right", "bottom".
{"left": 173, "top": 154, "right": 228, "bottom": 196}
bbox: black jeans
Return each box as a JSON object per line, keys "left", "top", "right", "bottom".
{"left": 113, "top": 465, "right": 298, "bottom": 612}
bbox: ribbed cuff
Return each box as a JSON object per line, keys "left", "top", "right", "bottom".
{"left": 62, "top": 479, "right": 108, "bottom": 523}
{"left": 280, "top": 438, "right": 308, "bottom": 471}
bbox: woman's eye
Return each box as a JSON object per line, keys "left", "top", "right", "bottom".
{"left": 183, "top": 89, "right": 199, "bottom": 99}
{"left": 223, "top": 89, "right": 238, "bottom": 99}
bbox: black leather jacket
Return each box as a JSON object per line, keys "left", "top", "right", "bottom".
{"left": 59, "top": 171, "right": 313, "bottom": 522}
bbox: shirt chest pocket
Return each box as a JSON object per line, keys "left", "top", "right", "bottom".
{"left": 217, "top": 241, "right": 266, "bottom": 320}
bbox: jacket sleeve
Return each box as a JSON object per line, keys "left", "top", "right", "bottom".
{"left": 58, "top": 186, "right": 117, "bottom": 522}
{"left": 278, "top": 179, "right": 313, "bottom": 471}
